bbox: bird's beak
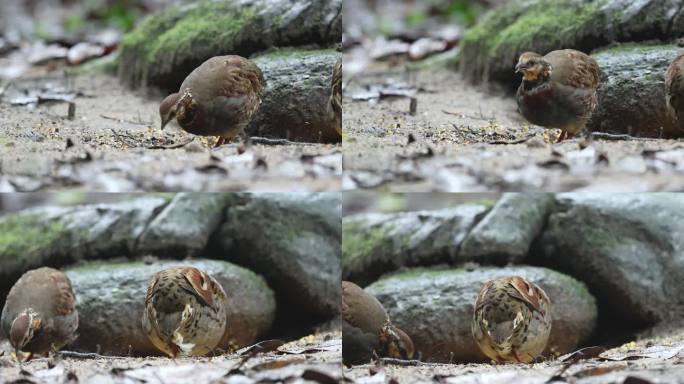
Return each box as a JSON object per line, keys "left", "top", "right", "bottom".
{"left": 515, "top": 63, "right": 524, "bottom": 73}
{"left": 160, "top": 118, "right": 169, "bottom": 131}
{"left": 14, "top": 347, "right": 20, "bottom": 361}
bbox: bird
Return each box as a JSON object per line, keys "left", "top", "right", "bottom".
{"left": 142, "top": 266, "right": 228, "bottom": 357}
{"left": 472, "top": 276, "right": 552, "bottom": 363}
{"left": 665, "top": 52, "right": 684, "bottom": 131}
{"left": 515, "top": 49, "right": 599, "bottom": 142}
{"left": 1, "top": 267, "right": 79, "bottom": 360}
{"left": 159, "top": 55, "right": 265, "bottom": 147}
{"left": 342, "top": 281, "right": 414, "bottom": 365}
{"left": 328, "top": 58, "right": 342, "bottom": 136}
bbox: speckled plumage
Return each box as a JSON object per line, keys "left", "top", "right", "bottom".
{"left": 472, "top": 276, "right": 551, "bottom": 363}
{"left": 160, "top": 55, "right": 264, "bottom": 147}
{"left": 142, "top": 267, "right": 227, "bottom": 357}
{"left": 666, "top": 53, "right": 684, "bottom": 131}
{"left": 342, "top": 281, "right": 414, "bottom": 365}
{"left": 1, "top": 267, "right": 78, "bottom": 357}
{"left": 329, "top": 58, "right": 342, "bottom": 136}
{"left": 515, "top": 49, "right": 599, "bottom": 142}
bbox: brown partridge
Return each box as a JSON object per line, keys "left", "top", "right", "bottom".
{"left": 1, "top": 267, "right": 78, "bottom": 359}
{"left": 142, "top": 267, "right": 228, "bottom": 357}
{"left": 328, "top": 58, "right": 342, "bottom": 136}
{"left": 472, "top": 276, "right": 551, "bottom": 363}
{"left": 515, "top": 49, "right": 599, "bottom": 142}
{"left": 159, "top": 55, "right": 265, "bottom": 147}
{"left": 665, "top": 52, "right": 684, "bottom": 131}
{"left": 342, "top": 281, "right": 414, "bottom": 365}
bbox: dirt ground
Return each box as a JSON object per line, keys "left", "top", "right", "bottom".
{"left": 0, "top": 73, "right": 341, "bottom": 192}
{"left": 0, "top": 332, "right": 341, "bottom": 384}
{"left": 344, "top": 325, "right": 684, "bottom": 383}
{"left": 343, "top": 67, "right": 684, "bottom": 192}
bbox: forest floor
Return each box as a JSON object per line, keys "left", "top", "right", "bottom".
{"left": 343, "top": 66, "right": 684, "bottom": 192}
{"left": 0, "top": 331, "right": 341, "bottom": 384}
{"left": 344, "top": 325, "right": 684, "bottom": 383}
{"left": 0, "top": 72, "right": 341, "bottom": 192}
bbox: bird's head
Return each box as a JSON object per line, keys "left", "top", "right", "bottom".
{"left": 9, "top": 309, "right": 41, "bottom": 356}
{"left": 175, "top": 90, "right": 199, "bottom": 127}
{"left": 159, "top": 92, "right": 180, "bottom": 130}
{"left": 380, "top": 323, "right": 415, "bottom": 360}
{"left": 515, "top": 52, "right": 552, "bottom": 82}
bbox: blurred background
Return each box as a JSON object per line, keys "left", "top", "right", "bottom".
{"left": 343, "top": 0, "right": 502, "bottom": 74}
{"left": 343, "top": 192, "right": 500, "bottom": 215}
{"left": 0, "top": 0, "right": 186, "bottom": 78}
{"left": 0, "top": 192, "right": 171, "bottom": 213}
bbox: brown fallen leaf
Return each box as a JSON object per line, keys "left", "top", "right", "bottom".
{"left": 301, "top": 369, "right": 339, "bottom": 384}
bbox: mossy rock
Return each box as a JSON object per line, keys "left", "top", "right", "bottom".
{"left": 366, "top": 266, "right": 597, "bottom": 363}
{"left": 248, "top": 48, "right": 342, "bottom": 143}
{"left": 459, "top": 0, "right": 683, "bottom": 87}
{"left": 342, "top": 204, "right": 490, "bottom": 286}
{"left": 0, "top": 197, "right": 169, "bottom": 310}
{"left": 118, "top": 0, "right": 341, "bottom": 90}
{"left": 586, "top": 44, "right": 684, "bottom": 138}
{"left": 66, "top": 259, "right": 275, "bottom": 355}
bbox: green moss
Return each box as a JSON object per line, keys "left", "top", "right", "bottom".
{"left": 0, "top": 214, "right": 68, "bottom": 267}
{"left": 119, "top": 1, "right": 262, "bottom": 77}
{"left": 342, "top": 221, "right": 390, "bottom": 264}
{"left": 461, "top": 0, "right": 607, "bottom": 70}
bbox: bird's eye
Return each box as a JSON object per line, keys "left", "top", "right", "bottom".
{"left": 184, "top": 107, "right": 197, "bottom": 123}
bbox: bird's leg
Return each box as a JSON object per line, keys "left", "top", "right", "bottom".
{"left": 214, "top": 136, "right": 226, "bottom": 148}
{"left": 512, "top": 347, "right": 523, "bottom": 363}
{"left": 556, "top": 130, "right": 568, "bottom": 143}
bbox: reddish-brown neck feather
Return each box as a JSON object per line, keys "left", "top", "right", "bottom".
{"left": 183, "top": 268, "right": 213, "bottom": 306}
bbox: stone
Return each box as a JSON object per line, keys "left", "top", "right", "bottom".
{"left": 213, "top": 193, "right": 341, "bottom": 317}
{"left": 459, "top": 193, "right": 554, "bottom": 264}
{"left": 138, "top": 193, "right": 228, "bottom": 257}
{"left": 342, "top": 204, "right": 491, "bottom": 286}
{"left": 586, "top": 44, "right": 683, "bottom": 138}
{"left": 366, "top": 266, "right": 597, "bottom": 363}
{"left": 248, "top": 49, "right": 342, "bottom": 143}
{"left": 532, "top": 193, "right": 684, "bottom": 326}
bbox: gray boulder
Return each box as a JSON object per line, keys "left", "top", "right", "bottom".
{"left": 214, "top": 193, "right": 341, "bottom": 317}
{"left": 366, "top": 266, "right": 597, "bottom": 363}
{"left": 342, "top": 204, "right": 491, "bottom": 286}
{"left": 248, "top": 49, "right": 342, "bottom": 143}
{"left": 138, "top": 193, "right": 229, "bottom": 257}
{"left": 66, "top": 259, "right": 275, "bottom": 355}
{"left": 586, "top": 44, "right": 684, "bottom": 138}
{"left": 459, "top": 193, "right": 554, "bottom": 264}
{"left": 532, "top": 193, "right": 684, "bottom": 326}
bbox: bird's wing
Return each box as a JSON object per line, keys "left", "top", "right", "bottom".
{"left": 547, "top": 49, "right": 599, "bottom": 90}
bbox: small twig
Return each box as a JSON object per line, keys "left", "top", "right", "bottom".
{"left": 589, "top": 132, "right": 663, "bottom": 141}
{"left": 248, "top": 137, "right": 311, "bottom": 146}
{"left": 489, "top": 134, "right": 536, "bottom": 145}
{"left": 59, "top": 351, "right": 128, "bottom": 359}
{"left": 377, "top": 357, "right": 426, "bottom": 366}
{"left": 101, "top": 114, "right": 151, "bottom": 126}
{"left": 146, "top": 139, "right": 194, "bottom": 150}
